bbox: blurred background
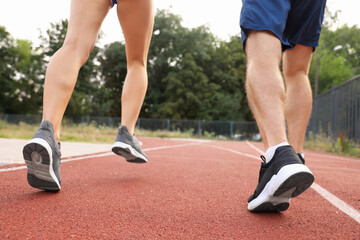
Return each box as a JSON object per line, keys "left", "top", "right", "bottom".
{"left": 0, "top": 0, "right": 359, "bottom": 157}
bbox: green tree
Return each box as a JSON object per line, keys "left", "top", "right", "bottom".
{"left": 145, "top": 9, "right": 187, "bottom": 118}
{"left": 321, "top": 25, "right": 360, "bottom": 75}
{"left": 98, "top": 41, "right": 127, "bottom": 116}
{"left": 9, "top": 39, "right": 44, "bottom": 114}
{"left": 0, "top": 26, "right": 17, "bottom": 113}
{"left": 309, "top": 8, "right": 359, "bottom": 94}
{"left": 310, "top": 47, "right": 353, "bottom": 93}
{"left": 144, "top": 9, "right": 250, "bottom": 120}
{"left": 0, "top": 27, "right": 44, "bottom": 114}
{"left": 205, "top": 36, "right": 250, "bottom": 120}
{"left": 159, "top": 53, "right": 219, "bottom": 119}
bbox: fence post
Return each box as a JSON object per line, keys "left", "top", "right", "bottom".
{"left": 355, "top": 79, "right": 359, "bottom": 144}
{"left": 198, "top": 120, "right": 201, "bottom": 136}
{"left": 230, "top": 121, "right": 233, "bottom": 139}
{"left": 137, "top": 118, "right": 141, "bottom": 129}
{"left": 167, "top": 119, "right": 170, "bottom": 131}
{"left": 108, "top": 117, "right": 112, "bottom": 127}
{"left": 311, "top": 98, "right": 318, "bottom": 135}
{"left": 331, "top": 85, "right": 337, "bottom": 136}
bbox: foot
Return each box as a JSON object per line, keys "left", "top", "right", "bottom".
{"left": 22, "top": 120, "right": 62, "bottom": 192}
{"left": 112, "top": 126, "right": 147, "bottom": 163}
{"left": 247, "top": 145, "right": 314, "bottom": 212}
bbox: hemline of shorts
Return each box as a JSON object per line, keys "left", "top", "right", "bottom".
{"left": 240, "top": 26, "right": 319, "bottom": 52}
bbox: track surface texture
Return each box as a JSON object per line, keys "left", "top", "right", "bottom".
{"left": 1, "top": 138, "right": 359, "bottom": 239}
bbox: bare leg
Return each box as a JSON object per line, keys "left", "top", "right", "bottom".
{"left": 117, "top": 0, "right": 154, "bottom": 135}
{"left": 245, "top": 30, "right": 287, "bottom": 150}
{"left": 42, "top": 0, "right": 110, "bottom": 141}
{"left": 283, "top": 45, "right": 313, "bottom": 153}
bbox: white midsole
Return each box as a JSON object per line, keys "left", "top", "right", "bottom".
{"left": 112, "top": 141, "right": 147, "bottom": 162}
{"left": 27, "top": 138, "right": 61, "bottom": 189}
{"left": 248, "top": 164, "right": 313, "bottom": 211}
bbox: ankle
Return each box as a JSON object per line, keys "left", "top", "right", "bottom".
{"left": 55, "top": 134, "right": 60, "bottom": 143}
{"left": 264, "top": 142, "right": 289, "bottom": 162}
{"left": 120, "top": 124, "right": 135, "bottom": 135}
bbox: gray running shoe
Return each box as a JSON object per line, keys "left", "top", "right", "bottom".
{"left": 22, "top": 120, "right": 61, "bottom": 192}
{"left": 112, "top": 126, "right": 147, "bottom": 163}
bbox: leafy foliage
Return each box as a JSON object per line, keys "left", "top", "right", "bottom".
{"left": 1, "top": 8, "right": 359, "bottom": 120}
{"left": 98, "top": 41, "right": 127, "bottom": 116}
{"left": 309, "top": 8, "right": 360, "bottom": 94}
{"left": 0, "top": 27, "right": 44, "bottom": 114}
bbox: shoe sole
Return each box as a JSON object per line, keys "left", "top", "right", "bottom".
{"left": 248, "top": 164, "right": 314, "bottom": 212}
{"left": 22, "top": 138, "right": 61, "bottom": 192}
{"left": 112, "top": 142, "right": 147, "bottom": 164}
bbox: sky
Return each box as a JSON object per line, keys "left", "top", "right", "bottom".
{"left": 0, "top": 0, "right": 359, "bottom": 47}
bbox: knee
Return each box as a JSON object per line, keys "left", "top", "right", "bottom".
{"left": 246, "top": 51, "right": 281, "bottom": 75}
{"left": 246, "top": 56, "right": 281, "bottom": 87}
{"left": 247, "top": 56, "right": 279, "bottom": 74}
{"left": 283, "top": 61, "right": 310, "bottom": 78}
{"left": 246, "top": 60, "right": 285, "bottom": 101}
{"left": 126, "top": 52, "right": 148, "bottom": 69}
{"left": 62, "top": 38, "right": 94, "bottom": 66}
{"left": 283, "top": 58, "right": 311, "bottom": 80}
{"left": 283, "top": 68, "right": 310, "bottom": 87}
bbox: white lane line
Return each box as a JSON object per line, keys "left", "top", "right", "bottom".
{"left": 62, "top": 152, "right": 113, "bottom": 163}
{"left": 0, "top": 165, "right": 27, "bottom": 172}
{"left": 212, "top": 142, "right": 360, "bottom": 224}
{"left": 143, "top": 142, "right": 203, "bottom": 152}
{"left": 245, "top": 141, "right": 264, "bottom": 155}
{"left": 306, "top": 152, "right": 360, "bottom": 163}
{"left": 311, "top": 183, "right": 360, "bottom": 224}
{"left": 245, "top": 141, "right": 360, "bottom": 163}
{"left": 210, "top": 145, "right": 259, "bottom": 160}
{"left": 166, "top": 138, "right": 213, "bottom": 143}
{"left": 0, "top": 142, "right": 203, "bottom": 173}
{"left": 56, "top": 142, "right": 204, "bottom": 163}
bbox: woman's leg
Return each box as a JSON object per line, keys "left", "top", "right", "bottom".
{"left": 116, "top": 0, "right": 154, "bottom": 135}
{"left": 42, "top": 0, "right": 111, "bottom": 141}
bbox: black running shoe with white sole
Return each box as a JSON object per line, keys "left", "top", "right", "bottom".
{"left": 248, "top": 145, "right": 314, "bottom": 212}
{"left": 112, "top": 126, "right": 147, "bottom": 163}
{"left": 297, "top": 153, "right": 305, "bottom": 164}
{"left": 22, "top": 120, "right": 61, "bottom": 192}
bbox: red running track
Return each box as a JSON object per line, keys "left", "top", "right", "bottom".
{"left": 0, "top": 138, "right": 359, "bottom": 239}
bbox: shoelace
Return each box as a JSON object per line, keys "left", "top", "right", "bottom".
{"left": 255, "top": 155, "right": 268, "bottom": 184}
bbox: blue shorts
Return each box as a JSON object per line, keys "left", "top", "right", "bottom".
{"left": 240, "top": 0, "right": 327, "bottom": 51}
{"left": 110, "top": 0, "right": 117, "bottom": 7}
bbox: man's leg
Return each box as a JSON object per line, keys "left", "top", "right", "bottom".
{"left": 283, "top": 45, "right": 313, "bottom": 154}
{"left": 245, "top": 30, "right": 288, "bottom": 150}
{"left": 245, "top": 31, "right": 314, "bottom": 212}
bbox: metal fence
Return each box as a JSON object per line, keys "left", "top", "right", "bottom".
{"left": 0, "top": 114, "right": 259, "bottom": 140}
{"left": 308, "top": 75, "right": 360, "bottom": 144}
{"left": 5, "top": 76, "right": 358, "bottom": 143}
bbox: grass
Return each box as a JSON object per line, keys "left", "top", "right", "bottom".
{"left": 0, "top": 121, "right": 38, "bottom": 140}
{"left": 0, "top": 120, "right": 194, "bottom": 143}
{"left": 1, "top": 120, "right": 359, "bottom": 159}
{"left": 304, "top": 131, "right": 360, "bottom": 159}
